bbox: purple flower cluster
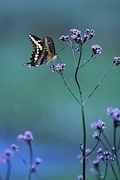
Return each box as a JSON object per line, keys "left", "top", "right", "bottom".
{"left": 70, "top": 28, "right": 83, "bottom": 44}
{"left": 17, "top": 130, "right": 34, "bottom": 142}
{"left": 107, "top": 107, "right": 120, "bottom": 127}
{"left": 91, "top": 119, "right": 106, "bottom": 133}
{"left": 59, "top": 28, "right": 95, "bottom": 47}
{"left": 90, "top": 148, "right": 116, "bottom": 177}
{"left": 113, "top": 57, "right": 120, "bottom": 66}
{"left": 30, "top": 157, "right": 42, "bottom": 173}
{"left": 50, "top": 63, "right": 66, "bottom": 73}
{"left": 107, "top": 107, "right": 120, "bottom": 121}
{"left": 59, "top": 35, "right": 72, "bottom": 47}
{"left": 94, "top": 149, "right": 116, "bottom": 164}
{"left": 0, "top": 149, "right": 13, "bottom": 164}
{"left": 91, "top": 44, "right": 102, "bottom": 55}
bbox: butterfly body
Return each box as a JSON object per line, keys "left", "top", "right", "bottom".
{"left": 24, "top": 34, "right": 57, "bottom": 67}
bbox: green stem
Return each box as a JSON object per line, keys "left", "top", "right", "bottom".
{"left": 6, "top": 160, "right": 11, "bottom": 180}
{"left": 113, "top": 127, "right": 120, "bottom": 173}
{"left": 28, "top": 141, "right": 33, "bottom": 180}
{"left": 102, "top": 131, "right": 112, "bottom": 148}
{"left": 102, "top": 161, "right": 108, "bottom": 180}
{"left": 85, "top": 133, "right": 101, "bottom": 158}
{"left": 61, "top": 74, "right": 81, "bottom": 105}
{"left": 83, "top": 64, "right": 115, "bottom": 105}
{"left": 110, "top": 161, "right": 119, "bottom": 180}
{"left": 16, "top": 150, "right": 28, "bottom": 167}
{"left": 74, "top": 45, "right": 83, "bottom": 98}
{"left": 74, "top": 46, "right": 86, "bottom": 180}
{"left": 79, "top": 54, "right": 94, "bottom": 69}
{"left": 81, "top": 105, "right": 86, "bottom": 180}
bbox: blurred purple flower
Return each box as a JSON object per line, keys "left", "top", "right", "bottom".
{"left": 93, "top": 131, "right": 99, "bottom": 139}
{"left": 77, "top": 148, "right": 91, "bottom": 163}
{"left": 17, "top": 134, "right": 24, "bottom": 141}
{"left": 11, "top": 144, "right": 19, "bottom": 151}
{"left": 0, "top": 156, "right": 6, "bottom": 164}
{"left": 97, "top": 148, "right": 102, "bottom": 153}
{"left": 30, "top": 164, "right": 36, "bottom": 173}
{"left": 35, "top": 157, "right": 42, "bottom": 165}
{"left": 4, "top": 149, "right": 13, "bottom": 157}
{"left": 92, "top": 156, "right": 101, "bottom": 171}
{"left": 107, "top": 107, "right": 120, "bottom": 127}
{"left": 4, "top": 149, "right": 13, "bottom": 162}
{"left": 17, "top": 131, "right": 34, "bottom": 142}
{"left": 91, "top": 119, "right": 106, "bottom": 132}
{"left": 24, "top": 131, "right": 34, "bottom": 141}
{"left": 77, "top": 175, "right": 83, "bottom": 180}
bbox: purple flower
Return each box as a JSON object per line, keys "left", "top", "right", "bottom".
{"left": 70, "top": 28, "right": 82, "bottom": 44}
{"left": 50, "top": 63, "right": 66, "bottom": 73}
{"left": 83, "top": 29, "right": 95, "bottom": 43}
{"left": 83, "top": 29, "right": 90, "bottom": 43}
{"left": 92, "top": 156, "right": 101, "bottom": 170}
{"left": 4, "top": 149, "right": 13, "bottom": 157}
{"left": 11, "top": 144, "right": 19, "bottom": 151}
{"left": 35, "top": 157, "right": 42, "bottom": 165}
{"left": 97, "top": 148, "right": 102, "bottom": 153}
{"left": 77, "top": 175, "right": 83, "bottom": 180}
{"left": 0, "top": 156, "right": 6, "bottom": 164}
{"left": 91, "top": 119, "right": 106, "bottom": 132}
{"left": 50, "top": 65, "right": 56, "bottom": 72}
{"left": 24, "top": 131, "right": 34, "bottom": 141}
{"left": 113, "top": 57, "right": 120, "bottom": 66}
{"left": 56, "top": 63, "right": 66, "bottom": 72}
{"left": 107, "top": 107, "right": 120, "bottom": 127}
{"left": 59, "top": 35, "right": 67, "bottom": 41}
{"left": 17, "top": 134, "right": 24, "bottom": 141}
{"left": 107, "top": 107, "right": 120, "bottom": 120}
{"left": 59, "top": 35, "right": 72, "bottom": 47}
{"left": 89, "top": 29, "right": 95, "bottom": 39}
{"left": 4, "top": 149, "right": 13, "bottom": 162}
{"left": 103, "top": 151, "right": 111, "bottom": 160}
{"left": 91, "top": 44, "right": 102, "bottom": 55}
{"left": 17, "top": 131, "right": 34, "bottom": 142}
{"left": 60, "top": 28, "right": 96, "bottom": 49}
{"left": 30, "top": 164, "right": 36, "bottom": 173}
{"left": 93, "top": 131, "right": 99, "bottom": 139}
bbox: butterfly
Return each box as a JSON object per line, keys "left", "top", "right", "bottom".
{"left": 24, "top": 34, "right": 57, "bottom": 67}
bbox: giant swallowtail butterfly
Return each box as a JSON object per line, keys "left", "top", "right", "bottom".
{"left": 24, "top": 34, "right": 57, "bottom": 67}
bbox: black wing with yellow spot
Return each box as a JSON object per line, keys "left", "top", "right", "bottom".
{"left": 24, "top": 35, "right": 57, "bottom": 67}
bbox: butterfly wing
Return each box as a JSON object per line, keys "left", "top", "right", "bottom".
{"left": 43, "top": 37, "right": 57, "bottom": 65}
{"left": 24, "top": 35, "right": 57, "bottom": 67}
{"left": 24, "top": 34, "right": 44, "bottom": 67}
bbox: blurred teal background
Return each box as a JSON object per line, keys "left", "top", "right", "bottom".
{"left": 0, "top": 0, "right": 120, "bottom": 179}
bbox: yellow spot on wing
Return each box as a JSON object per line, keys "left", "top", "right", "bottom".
{"left": 29, "top": 35, "right": 43, "bottom": 51}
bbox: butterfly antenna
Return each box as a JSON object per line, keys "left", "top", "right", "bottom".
{"left": 56, "top": 48, "right": 64, "bottom": 63}
{"left": 56, "top": 47, "right": 64, "bottom": 54}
